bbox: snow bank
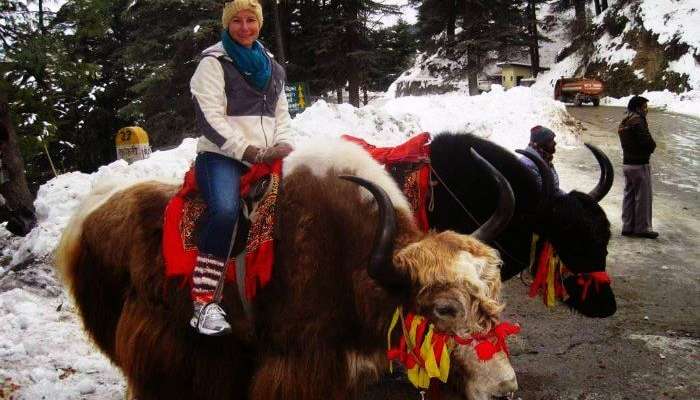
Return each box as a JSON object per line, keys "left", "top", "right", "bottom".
{"left": 602, "top": 89, "right": 700, "bottom": 119}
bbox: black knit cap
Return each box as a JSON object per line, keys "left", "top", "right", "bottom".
{"left": 530, "top": 125, "right": 556, "bottom": 145}
{"left": 627, "top": 95, "right": 649, "bottom": 112}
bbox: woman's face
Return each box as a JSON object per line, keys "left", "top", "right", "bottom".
{"left": 228, "top": 10, "right": 260, "bottom": 48}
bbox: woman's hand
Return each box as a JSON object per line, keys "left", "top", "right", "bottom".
{"left": 243, "top": 143, "right": 294, "bottom": 164}
{"left": 261, "top": 143, "right": 293, "bottom": 163}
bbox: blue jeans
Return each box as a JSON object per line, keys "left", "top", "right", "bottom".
{"left": 195, "top": 152, "right": 247, "bottom": 258}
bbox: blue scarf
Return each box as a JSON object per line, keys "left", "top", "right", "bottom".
{"left": 221, "top": 31, "right": 271, "bottom": 92}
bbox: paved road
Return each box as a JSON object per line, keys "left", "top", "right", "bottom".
{"left": 500, "top": 106, "right": 700, "bottom": 399}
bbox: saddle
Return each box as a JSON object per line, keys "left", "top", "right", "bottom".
{"left": 188, "top": 177, "right": 268, "bottom": 258}
{"left": 163, "top": 160, "right": 282, "bottom": 299}
{"left": 342, "top": 133, "right": 432, "bottom": 232}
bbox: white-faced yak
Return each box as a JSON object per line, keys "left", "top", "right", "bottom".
{"left": 427, "top": 133, "right": 615, "bottom": 318}
{"left": 55, "top": 139, "right": 520, "bottom": 400}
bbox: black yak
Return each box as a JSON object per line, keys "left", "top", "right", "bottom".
{"left": 427, "top": 133, "right": 615, "bottom": 318}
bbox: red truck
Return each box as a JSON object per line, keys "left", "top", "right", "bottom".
{"left": 554, "top": 77, "right": 604, "bottom": 106}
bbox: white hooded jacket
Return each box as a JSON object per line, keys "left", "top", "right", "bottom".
{"left": 190, "top": 42, "right": 292, "bottom": 162}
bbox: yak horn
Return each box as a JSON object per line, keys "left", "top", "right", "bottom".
{"left": 585, "top": 143, "right": 614, "bottom": 202}
{"left": 515, "top": 148, "right": 554, "bottom": 212}
{"left": 339, "top": 175, "right": 405, "bottom": 288}
{"left": 470, "top": 149, "right": 515, "bottom": 243}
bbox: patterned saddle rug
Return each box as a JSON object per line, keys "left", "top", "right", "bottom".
{"left": 162, "top": 160, "right": 282, "bottom": 299}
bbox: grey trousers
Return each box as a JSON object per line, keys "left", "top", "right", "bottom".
{"left": 622, "top": 164, "right": 653, "bottom": 233}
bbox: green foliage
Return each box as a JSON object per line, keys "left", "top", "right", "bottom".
{"left": 602, "top": 13, "right": 628, "bottom": 37}
{"left": 366, "top": 20, "right": 418, "bottom": 91}
{"left": 409, "top": 0, "right": 452, "bottom": 48}
{"left": 2, "top": 0, "right": 412, "bottom": 186}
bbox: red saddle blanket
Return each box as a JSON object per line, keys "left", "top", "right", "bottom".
{"left": 162, "top": 160, "right": 282, "bottom": 299}
{"left": 342, "top": 133, "right": 432, "bottom": 232}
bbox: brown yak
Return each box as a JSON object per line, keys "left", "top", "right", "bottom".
{"left": 55, "top": 138, "right": 518, "bottom": 400}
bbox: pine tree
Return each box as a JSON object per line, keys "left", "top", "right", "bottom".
{"left": 119, "top": 0, "right": 220, "bottom": 147}
{"left": 408, "top": 0, "right": 453, "bottom": 49}
{"left": 51, "top": 0, "right": 135, "bottom": 173}
{"left": 366, "top": 19, "right": 417, "bottom": 91}
{"left": 458, "top": 0, "right": 529, "bottom": 94}
{"left": 1, "top": 0, "right": 67, "bottom": 186}
{"left": 527, "top": 0, "right": 551, "bottom": 77}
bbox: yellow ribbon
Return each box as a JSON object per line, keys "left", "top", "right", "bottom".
{"left": 387, "top": 307, "right": 451, "bottom": 389}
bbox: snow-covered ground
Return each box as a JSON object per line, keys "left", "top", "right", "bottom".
{"left": 0, "top": 88, "right": 580, "bottom": 399}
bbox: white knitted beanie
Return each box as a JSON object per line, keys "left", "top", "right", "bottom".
{"left": 222, "top": 0, "right": 264, "bottom": 29}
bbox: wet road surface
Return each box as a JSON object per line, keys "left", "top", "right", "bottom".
{"left": 500, "top": 106, "right": 700, "bottom": 400}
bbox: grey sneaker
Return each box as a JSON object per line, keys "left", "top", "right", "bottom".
{"left": 190, "top": 302, "right": 232, "bottom": 336}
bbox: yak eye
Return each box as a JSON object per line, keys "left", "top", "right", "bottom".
{"left": 435, "top": 305, "right": 457, "bottom": 318}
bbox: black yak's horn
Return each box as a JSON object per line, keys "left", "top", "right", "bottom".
{"left": 339, "top": 175, "right": 404, "bottom": 288}
{"left": 469, "top": 149, "right": 515, "bottom": 243}
{"left": 515, "top": 148, "right": 554, "bottom": 212}
{"left": 585, "top": 143, "right": 614, "bottom": 202}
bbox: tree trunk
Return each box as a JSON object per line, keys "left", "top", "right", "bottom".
{"left": 464, "top": 0, "right": 483, "bottom": 96}
{"left": 38, "top": 0, "right": 45, "bottom": 34}
{"left": 362, "top": 86, "right": 368, "bottom": 105}
{"left": 573, "top": 0, "right": 587, "bottom": 35}
{"left": 593, "top": 0, "right": 601, "bottom": 15}
{"left": 467, "top": 42, "right": 480, "bottom": 95}
{"left": 528, "top": 0, "right": 540, "bottom": 77}
{"left": 336, "top": 87, "right": 343, "bottom": 104}
{"left": 345, "top": 0, "right": 361, "bottom": 107}
{"left": 467, "top": 65, "right": 479, "bottom": 95}
{"left": 446, "top": 0, "right": 456, "bottom": 52}
{"left": 601, "top": 0, "right": 608, "bottom": 11}
{"left": 281, "top": 0, "right": 291, "bottom": 60}
{"left": 348, "top": 72, "right": 360, "bottom": 107}
{"left": 0, "top": 97, "right": 37, "bottom": 236}
{"left": 272, "top": 0, "right": 286, "bottom": 65}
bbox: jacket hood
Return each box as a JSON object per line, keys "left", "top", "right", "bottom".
{"left": 201, "top": 42, "right": 226, "bottom": 58}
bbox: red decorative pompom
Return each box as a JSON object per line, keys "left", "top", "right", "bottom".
{"left": 475, "top": 341, "right": 497, "bottom": 361}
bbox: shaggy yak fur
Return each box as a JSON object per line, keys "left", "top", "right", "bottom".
{"left": 427, "top": 133, "right": 615, "bottom": 318}
{"left": 56, "top": 143, "right": 517, "bottom": 400}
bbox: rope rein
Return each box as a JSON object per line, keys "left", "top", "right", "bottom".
{"left": 428, "top": 165, "right": 529, "bottom": 269}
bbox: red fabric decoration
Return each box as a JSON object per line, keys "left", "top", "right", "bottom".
{"left": 162, "top": 160, "right": 282, "bottom": 299}
{"left": 474, "top": 341, "right": 497, "bottom": 360}
{"left": 242, "top": 160, "right": 282, "bottom": 299}
{"left": 452, "top": 321, "right": 521, "bottom": 361}
{"left": 341, "top": 133, "right": 432, "bottom": 231}
{"left": 528, "top": 241, "right": 553, "bottom": 299}
{"left": 389, "top": 311, "right": 521, "bottom": 365}
{"left": 342, "top": 133, "right": 432, "bottom": 164}
{"left": 576, "top": 271, "right": 611, "bottom": 300}
{"left": 163, "top": 167, "right": 200, "bottom": 279}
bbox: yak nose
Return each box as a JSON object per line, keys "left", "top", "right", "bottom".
{"left": 497, "top": 377, "right": 518, "bottom": 397}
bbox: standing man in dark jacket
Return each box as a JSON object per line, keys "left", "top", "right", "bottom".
{"left": 618, "top": 95, "right": 658, "bottom": 239}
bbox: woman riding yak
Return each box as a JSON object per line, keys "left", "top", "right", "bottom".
{"left": 189, "top": 0, "right": 293, "bottom": 336}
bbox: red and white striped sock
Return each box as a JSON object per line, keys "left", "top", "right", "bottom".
{"left": 191, "top": 254, "right": 226, "bottom": 305}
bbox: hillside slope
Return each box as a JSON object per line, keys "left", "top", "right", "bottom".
{"left": 536, "top": 0, "right": 699, "bottom": 97}
{"left": 391, "top": 0, "right": 699, "bottom": 100}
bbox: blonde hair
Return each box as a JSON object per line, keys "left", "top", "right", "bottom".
{"left": 222, "top": 0, "right": 264, "bottom": 29}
